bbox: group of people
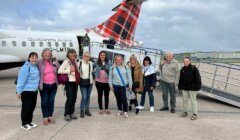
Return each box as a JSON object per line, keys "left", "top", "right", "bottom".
{"left": 16, "top": 49, "right": 201, "bottom": 131}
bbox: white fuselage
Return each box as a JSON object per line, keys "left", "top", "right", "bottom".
{"left": 0, "top": 30, "right": 91, "bottom": 63}
{"left": 0, "top": 29, "right": 161, "bottom": 70}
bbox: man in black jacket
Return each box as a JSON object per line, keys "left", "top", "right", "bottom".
{"left": 178, "top": 57, "right": 201, "bottom": 120}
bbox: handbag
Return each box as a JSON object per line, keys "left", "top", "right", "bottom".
{"left": 58, "top": 60, "right": 71, "bottom": 85}
{"left": 79, "top": 61, "right": 91, "bottom": 86}
{"left": 116, "top": 66, "right": 135, "bottom": 100}
{"left": 80, "top": 78, "right": 90, "bottom": 86}
{"left": 58, "top": 74, "right": 69, "bottom": 84}
{"left": 126, "top": 89, "right": 136, "bottom": 100}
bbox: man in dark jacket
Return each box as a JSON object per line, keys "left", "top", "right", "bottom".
{"left": 178, "top": 57, "right": 201, "bottom": 120}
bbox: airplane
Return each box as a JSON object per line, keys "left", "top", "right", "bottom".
{"left": 0, "top": 0, "right": 160, "bottom": 71}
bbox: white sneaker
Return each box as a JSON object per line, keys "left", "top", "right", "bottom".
{"left": 29, "top": 123, "right": 37, "bottom": 128}
{"left": 116, "top": 111, "right": 123, "bottom": 116}
{"left": 138, "top": 106, "right": 144, "bottom": 110}
{"left": 21, "top": 124, "right": 32, "bottom": 130}
{"left": 150, "top": 106, "right": 154, "bottom": 112}
{"left": 123, "top": 112, "right": 128, "bottom": 118}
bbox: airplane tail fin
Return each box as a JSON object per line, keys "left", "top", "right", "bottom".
{"left": 90, "top": 0, "right": 144, "bottom": 47}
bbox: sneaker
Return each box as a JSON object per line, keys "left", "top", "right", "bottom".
{"left": 85, "top": 110, "right": 92, "bottom": 116}
{"left": 160, "top": 107, "right": 169, "bottom": 111}
{"left": 171, "top": 109, "right": 176, "bottom": 113}
{"left": 180, "top": 112, "right": 188, "bottom": 117}
{"left": 105, "top": 110, "right": 111, "bottom": 115}
{"left": 150, "top": 106, "right": 154, "bottom": 112}
{"left": 129, "top": 105, "right": 132, "bottom": 111}
{"left": 135, "top": 108, "right": 140, "bottom": 115}
{"left": 138, "top": 106, "right": 144, "bottom": 110}
{"left": 64, "top": 114, "right": 72, "bottom": 121}
{"left": 116, "top": 111, "right": 123, "bottom": 116}
{"left": 191, "top": 114, "right": 197, "bottom": 120}
{"left": 70, "top": 114, "right": 78, "bottom": 120}
{"left": 123, "top": 112, "right": 128, "bottom": 118}
{"left": 21, "top": 124, "right": 32, "bottom": 130}
{"left": 28, "top": 123, "right": 37, "bottom": 128}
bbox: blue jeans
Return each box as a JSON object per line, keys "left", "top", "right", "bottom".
{"left": 140, "top": 88, "right": 154, "bottom": 107}
{"left": 113, "top": 85, "right": 128, "bottom": 112}
{"left": 80, "top": 84, "right": 93, "bottom": 110}
{"left": 40, "top": 83, "right": 57, "bottom": 118}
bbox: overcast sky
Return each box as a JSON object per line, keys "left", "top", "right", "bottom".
{"left": 0, "top": 0, "right": 240, "bottom": 53}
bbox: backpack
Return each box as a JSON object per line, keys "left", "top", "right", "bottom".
{"left": 15, "top": 65, "right": 30, "bottom": 85}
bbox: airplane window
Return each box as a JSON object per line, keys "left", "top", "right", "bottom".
{"left": 12, "top": 41, "right": 17, "bottom": 47}
{"left": 22, "top": 41, "right": 26, "bottom": 47}
{"left": 47, "top": 42, "right": 51, "bottom": 47}
{"left": 62, "top": 42, "right": 66, "bottom": 47}
{"left": 1, "top": 41, "right": 6, "bottom": 46}
{"left": 31, "top": 42, "right": 35, "bottom": 47}
{"left": 55, "top": 42, "right": 59, "bottom": 47}
{"left": 69, "top": 42, "right": 73, "bottom": 47}
{"left": 39, "top": 42, "right": 44, "bottom": 47}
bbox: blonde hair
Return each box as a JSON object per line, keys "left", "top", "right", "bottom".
{"left": 129, "top": 54, "right": 139, "bottom": 65}
{"left": 114, "top": 55, "right": 124, "bottom": 66}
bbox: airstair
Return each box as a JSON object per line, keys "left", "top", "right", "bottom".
{"left": 195, "top": 62, "right": 240, "bottom": 107}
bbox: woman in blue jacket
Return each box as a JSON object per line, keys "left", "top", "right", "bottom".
{"left": 109, "top": 55, "right": 132, "bottom": 118}
{"left": 16, "top": 52, "right": 40, "bottom": 130}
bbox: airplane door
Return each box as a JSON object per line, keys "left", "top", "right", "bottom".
{"left": 77, "top": 36, "right": 83, "bottom": 57}
{"left": 77, "top": 36, "right": 91, "bottom": 58}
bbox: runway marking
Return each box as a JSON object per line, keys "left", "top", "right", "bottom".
{"left": 48, "top": 122, "right": 69, "bottom": 140}
{"left": 1, "top": 105, "right": 239, "bottom": 116}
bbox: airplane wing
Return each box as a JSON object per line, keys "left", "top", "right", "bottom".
{"left": 0, "top": 55, "right": 22, "bottom": 63}
{"left": 0, "top": 32, "right": 15, "bottom": 39}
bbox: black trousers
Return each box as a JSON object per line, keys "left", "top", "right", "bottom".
{"left": 113, "top": 85, "right": 128, "bottom": 112}
{"left": 21, "top": 91, "right": 38, "bottom": 125}
{"left": 95, "top": 82, "right": 110, "bottom": 110}
{"left": 64, "top": 82, "right": 78, "bottom": 116}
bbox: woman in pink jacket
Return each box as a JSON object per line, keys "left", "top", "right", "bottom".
{"left": 38, "top": 48, "right": 60, "bottom": 125}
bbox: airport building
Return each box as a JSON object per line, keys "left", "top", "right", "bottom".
{"left": 191, "top": 52, "right": 240, "bottom": 59}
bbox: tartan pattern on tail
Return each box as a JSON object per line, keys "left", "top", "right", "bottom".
{"left": 92, "top": 1, "right": 142, "bottom": 46}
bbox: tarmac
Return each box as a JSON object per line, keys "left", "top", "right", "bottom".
{"left": 0, "top": 68, "right": 239, "bottom": 140}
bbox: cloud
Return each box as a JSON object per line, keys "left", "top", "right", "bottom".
{"left": 0, "top": 0, "right": 239, "bottom": 53}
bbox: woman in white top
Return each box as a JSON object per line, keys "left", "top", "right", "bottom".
{"left": 58, "top": 49, "right": 80, "bottom": 121}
